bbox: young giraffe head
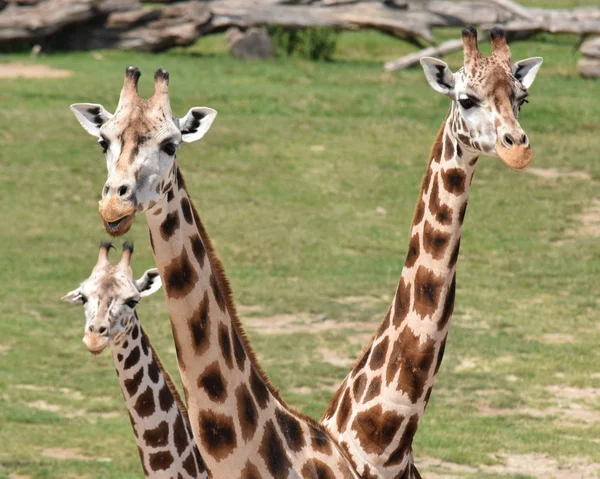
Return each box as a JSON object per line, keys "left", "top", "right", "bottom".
{"left": 70, "top": 67, "right": 217, "bottom": 236}
{"left": 62, "top": 242, "right": 162, "bottom": 354}
{"left": 420, "top": 26, "right": 543, "bottom": 170}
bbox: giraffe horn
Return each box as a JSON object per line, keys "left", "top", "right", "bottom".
{"left": 152, "top": 68, "right": 170, "bottom": 102}
{"left": 117, "top": 66, "right": 141, "bottom": 109}
{"left": 490, "top": 26, "right": 511, "bottom": 62}
{"left": 98, "top": 241, "right": 114, "bottom": 264}
{"left": 462, "top": 26, "right": 481, "bottom": 65}
{"left": 119, "top": 241, "right": 134, "bottom": 267}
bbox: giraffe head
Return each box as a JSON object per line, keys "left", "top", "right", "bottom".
{"left": 70, "top": 67, "right": 217, "bottom": 236}
{"left": 62, "top": 242, "right": 162, "bottom": 354}
{"left": 420, "top": 27, "right": 543, "bottom": 170}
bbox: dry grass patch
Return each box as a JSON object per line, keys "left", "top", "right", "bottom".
{"left": 476, "top": 384, "right": 600, "bottom": 427}
{"left": 546, "top": 385, "right": 600, "bottom": 402}
{"left": 319, "top": 347, "right": 354, "bottom": 367}
{"left": 16, "top": 384, "right": 85, "bottom": 400}
{"left": 569, "top": 199, "right": 600, "bottom": 238}
{"left": 476, "top": 402, "right": 600, "bottom": 425}
{"left": 454, "top": 357, "right": 491, "bottom": 373}
{"left": 333, "top": 295, "right": 388, "bottom": 306}
{"left": 41, "top": 448, "right": 111, "bottom": 462}
{"left": 419, "top": 453, "right": 600, "bottom": 479}
{"left": 526, "top": 168, "right": 591, "bottom": 181}
{"left": 533, "top": 333, "right": 578, "bottom": 344}
{"left": 244, "top": 312, "right": 375, "bottom": 346}
{"left": 0, "top": 63, "right": 72, "bottom": 78}
{"left": 25, "top": 399, "right": 120, "bottom": 421}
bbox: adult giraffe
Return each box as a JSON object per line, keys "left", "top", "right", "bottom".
{"left": 70, "top": 68, "right": 359, "bottom": 479}
{"left": 320, "top": 27, "right": 543, "bottom": 479}
{"left": 63, "top": 242, "right": 207, "bottom": 478}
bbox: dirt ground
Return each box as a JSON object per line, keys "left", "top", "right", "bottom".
{"left": 0, "top": 63, "right": 72, "bottom": 79}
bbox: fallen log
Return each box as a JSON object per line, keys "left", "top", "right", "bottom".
{"left": 581, "top": 37, "right": 600, "bottom": 59}
{"left": 44, "top": 1, "right": 211, "bottom": 51}
{"left": 578, "top": 58, "right": 600, "bottom": 78}
{"left": 383, "top": 38, "right": 463, "bottom": 72}
{"left": 484, "top": 6, "right": 600, "bottom": 36}
{"left": 44, "top": 0, "right": 440, "bottom": 51}
{"left": 488, "top": 0, "right": 534, "bottom": 21}
{"left": 0, "top": 0, "right": 139, "bottom": 44}
{"left": 207, "top": 2, "right": 439, "bottom": 45}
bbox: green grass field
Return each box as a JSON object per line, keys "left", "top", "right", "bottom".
{"left": 1, "top": 16, "right": 599, "bottom": 479}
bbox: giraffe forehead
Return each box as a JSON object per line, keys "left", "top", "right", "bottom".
{"left": 85, "top": 265, "right": 136, "bottom": 297}
{"left": 106, "top": 101, "right": 176, "bottom": 140}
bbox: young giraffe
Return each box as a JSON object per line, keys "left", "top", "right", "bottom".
{"left": 320, "top": 27, "right": 543, "bottom": 479}
{"left": 70, "top": 69, "right": 359, "bottom": 478}
{"left": 62, "top": 242, "right": 208, "bottom": 478}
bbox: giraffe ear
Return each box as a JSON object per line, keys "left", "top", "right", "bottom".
{"left": 420, "top": 57, "right": 455, "bottom": 96}
{"left": 70, "top": 103, "right": 114, "bottom": 138}
{"left": 136, "top": 269, "right": 162, "bottom": 297}
{"left": 513, "top": 57, "right": 543, "bottom": 89}
{"left": 178, "top": 107, "right": 217, "bottom": 143}
{"left": 62, "top": 288, "right": 84, "bottom": 304}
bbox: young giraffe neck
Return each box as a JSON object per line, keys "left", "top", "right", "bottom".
{"left": 146, "top": 164, "right": 359, "bottom": 478}
{"left": 111, "top": 318, "right": 207, "bottom": 478}
{"left": 321, "top": 108, "right": 478, "bottom": 479}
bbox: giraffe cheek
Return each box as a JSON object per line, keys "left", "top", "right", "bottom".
{"left": 477, "top": 123, "right": 497, "bottom": 153}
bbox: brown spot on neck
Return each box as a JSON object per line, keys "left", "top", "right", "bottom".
{"left": 236, "top": 383, "right": 259, "bottom": 442}
{"left": 197, "top": 410, "right": 237, "bottom": 461}
{"left": 351, "top": 404, "right": 404, "bottom": 454}
{"left": 259, "top": 419, "right": 292, "bottom": 479}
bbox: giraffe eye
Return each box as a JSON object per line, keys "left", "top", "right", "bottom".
{"left": 125, "top": 299, "right": 138, "bottom": 309}
{"left": 80, "top": 294, "right": 88, "bottom": 305}
{"left": 458, "top": 98, "right": 476, "bottom": 110}
{"left": 161, "top": 143, "right": 177, "bottom": 156}
{"left": 98, "top": 139, "right": 109, "bottom": 153}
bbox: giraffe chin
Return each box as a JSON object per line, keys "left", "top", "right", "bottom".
{"left": 102, "top": 214, "right": 135, "bottom": 237}
{"left": 496, "top": 144, "right": 533, "bottom": 171}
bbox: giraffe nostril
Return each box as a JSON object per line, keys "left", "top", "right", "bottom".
{"left": 520, "top": 134, "right": 528, "bottom": 146}
{"left": 118, "top": 186, "right": 129, "bottom": 197}
{"left": 503, "top": 133, "right": 514, "bottom": 147}
{"left": 103, "top": 184, "right": 110, "bottom": 196}
{"left": 98, "top": 326, "right": 108, "bottom": 335}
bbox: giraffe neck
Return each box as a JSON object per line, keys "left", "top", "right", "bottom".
{"left": 146, "top": 165, "right": 359, "bottom": 478}
{"left": 111, "top": 317, "right": 207, "bottom": 478}
{"left": 321, "top": 110, "right": 478, "bottom": 478}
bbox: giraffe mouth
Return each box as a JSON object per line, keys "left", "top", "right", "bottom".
{"left": 83, "top": 334, "right": 109, "bottom": 354}
{"left": 88, "top": 345, "right": 106, "bottom": 355}
{"left": 496, "top": 143, "right": 533, "bottom": 171}
{"left": 103, "top": 215, "right": 135, "bottom": 237}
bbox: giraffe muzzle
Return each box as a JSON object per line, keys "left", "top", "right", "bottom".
{"left": 83, "top": 332, "right": 109, "bottom": 355}
{"left": 496, "top": 143, "right": 533, "bottom": 171}
{"left": 99, "top": 197, "right": 137, "bottom": 236}
{"left": 103, "top": 215, "right": 136, "bottom": 237}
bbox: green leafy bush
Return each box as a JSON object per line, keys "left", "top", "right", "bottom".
{"left": 267, "top": 26, "right": 339, "bottom": 61}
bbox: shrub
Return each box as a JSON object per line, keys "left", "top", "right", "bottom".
{"left": 267, "top": 26, "right": 339, "bottom": 61}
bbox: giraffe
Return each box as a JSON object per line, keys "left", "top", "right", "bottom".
{"left": 62, "top": 241, "right": 208, "bottom": 478}
{"left": 320, "top": 27, "right": 543, "bottom": 479}
{"left": 69, "top": 68, "right": 360, "bottom": 478}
